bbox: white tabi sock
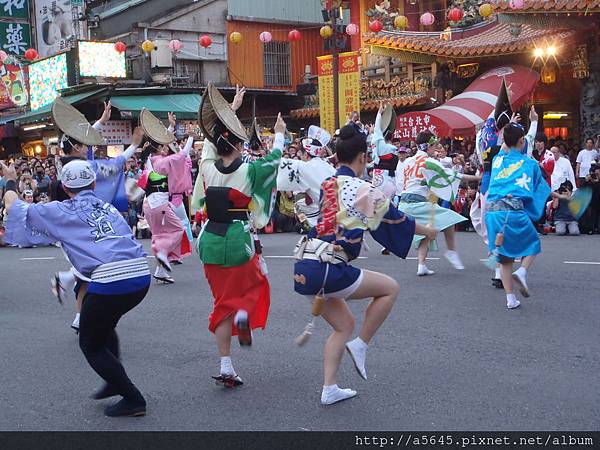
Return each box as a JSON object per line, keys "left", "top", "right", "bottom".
{"left": 515, "top": 267, "right": 527, "bottom": 278}
{"left": 494, "top": 267, "right": 501, "bottom": 279}
{"left": 506, "top": 293, "right": 520, "bottom": 309}
{"left": 220, "top": 356, "right": 235, "bottom": 376}
{"left": 321, "top": 384, "right": 357, "bottom": 405}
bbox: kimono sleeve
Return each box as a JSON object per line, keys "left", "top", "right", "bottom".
{"left": 369, "top": 204, "right": 416, "bottom": 259}
{"left": 152, "top": 152, "right": 186, "bottom": 177}
{"left": 5, "top": 200, "right": 59, "bottom": 247}
{"left": 524, "top": 161, "right": 551, "bottom": 221}
{"left": 247, "top": 148, "right": 282, "bottom": 229}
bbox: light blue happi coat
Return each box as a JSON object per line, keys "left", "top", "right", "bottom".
{"left": 485, "top": 149, "right": 551, "bottom": 258}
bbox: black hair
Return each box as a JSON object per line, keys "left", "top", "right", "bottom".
{"left": 503, "top": 123, "right": 525, "bottom": 147}
{"left": 416, "top": 130, "right": 435, "bottom": 146}
{"left": 535, "top": 132, "right": 547, "bottom": 144}
{"left": 213, "top": 119, "right": 243, "bottom": 157}
{"left": 585, "top": 137, "right": 595, "bottom": 144}
{"left": 61, "top": 134, "right": 84, "bottom": 155}
{"left": 560, "top": 180, "right": 574, "bottom": 191}
{"left": 63, "top": 182, "right": 95, "bottom": 195}
{"left": 335, "top": 124, "right": 367, "bottom": 164}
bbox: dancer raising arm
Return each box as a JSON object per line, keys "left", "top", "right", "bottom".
{"left": 191, "top": 83, "right": 284, "bottom": 387}
{"left": 293, "top": 124, "right": 437, "bottom": 405}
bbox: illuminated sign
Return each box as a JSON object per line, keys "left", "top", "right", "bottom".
{"left": 78, "top": 41, "right": 126, "bottom": 78}
{"left": 28, "top": 52, "right": 68, "bottom": 111}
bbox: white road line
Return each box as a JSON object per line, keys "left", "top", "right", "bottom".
{"left": 407, "top": 257, "right": 440, "bottom": 261}
{"left": 20, "top": 257, "right": 56, "bottom": 261}
{"left": 564, "top": 261, "right": 600, "bottom": 265}
{"left": 264, "top": 255, "right": 368, "bottom": 259}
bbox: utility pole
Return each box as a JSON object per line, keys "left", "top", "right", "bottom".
{"left": 323, "top": 0, "right": 344, "bottom": 131}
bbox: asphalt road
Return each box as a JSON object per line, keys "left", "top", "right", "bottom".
{"left": 0, "top": 232, "right": 598, "bottom": 431}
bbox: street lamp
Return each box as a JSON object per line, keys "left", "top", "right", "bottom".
{"left": 320, "top": 0, "right": 345, "bottom": 130}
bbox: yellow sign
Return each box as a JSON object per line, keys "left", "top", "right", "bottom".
{"left": 317, "top": 52, "right": 361, "bottom": 134}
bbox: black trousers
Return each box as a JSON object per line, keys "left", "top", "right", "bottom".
{"left": 79, "top": 286, "right": 149, "bottom": 400}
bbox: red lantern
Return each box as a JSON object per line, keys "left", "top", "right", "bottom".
{"left": 369, "top": 20, "right": 383, "bottom": 33}
{"left": 560, "top": 127, "right": 568, "bottom": 140}
{"left": 24, "top": 48, "right": 38, "bottom": 61}
{"left": 544, "top": 127, "right": 553, "bottom": 138}
{"left": 114, "top": 41, "right": 126, "bottom": 54}
{"left": 448, "top": 7, "right": 464, "bottom": 22}
{"left": 199, "top": 35, "right": 212, "bottom": 48}
{"left": 288, "top": 29, "right": 301, "bottom": 42}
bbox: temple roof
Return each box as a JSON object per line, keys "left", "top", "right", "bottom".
{"left": 364, "top": 23, "right": 579, "bottom": 59}
{"left": 492, "top": 0, "right": 600, "bottom": 12}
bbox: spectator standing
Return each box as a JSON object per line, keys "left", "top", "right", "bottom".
{"left": 580, "top": 163, "right": 600, "bottom": 234}
{"left": 550, "top": 146, "right": 576, "bottom": 192}
{"left": 576, "top": 138, "right": 598, "bottom": 183}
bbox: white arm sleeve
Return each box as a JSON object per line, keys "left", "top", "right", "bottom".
{"left": 181, "top": 136, "right": 194, "bottom": 156}
{"left": 121, "top": 144, "right": 137, "bottom": 160}
{"left": 273, "top": 132, "right": 285, "bottom": 152}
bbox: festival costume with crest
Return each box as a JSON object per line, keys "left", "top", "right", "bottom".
{"left": 277, "top": 125, "right": 336, "bottom": 228}
{"left": 5, "top": 161, "right": 151, "bottom": 417}
{"left": 293, "top": 165, "right": 416, "bottom": 298}
{"left": 485, "top": 148, "right": 551, "bottom": 260}
{"left": 370, "top": 105, "right": 399, "bottom": 199}
{"left": 396, "top": 146, "right": 467, "bottom": 249}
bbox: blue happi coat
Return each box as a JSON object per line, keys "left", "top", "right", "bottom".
{"left": 485, "top": 148, "right": 551, "bottom": 258}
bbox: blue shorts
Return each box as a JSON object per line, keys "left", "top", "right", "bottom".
{"left": 294, "top": 260, "right": 363, "bottom": 299}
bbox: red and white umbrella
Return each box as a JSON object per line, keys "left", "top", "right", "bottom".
{"left": 395, "top": 65, "right": 540, "bottom": 139}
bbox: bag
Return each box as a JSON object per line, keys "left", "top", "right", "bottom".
{"left": 126, "top": 177, "right": 145, "bottom": 203}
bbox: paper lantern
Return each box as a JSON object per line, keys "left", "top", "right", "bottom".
{"left": 369, "top": 19, "right": 383, "bottom": 33}
{"left": 0, "top": 50, "right": 7, "bottom": 63}
{"left": 320, "top": 25, "right": 333, "bottom": 38}
{"left": 169, "top": 39, "right": 183, "bottom": 53}
{"left": 229, "top": 31, "right": 242, "bottom": 44}
{"left": 541, "top": 65, "right": 556, "bottom": 84}
{"left": 199, "top": 35, "right": 212, "bottom": 48}
{"left": 560, "top": 127, "right": 568, "bottom": 140}
{"left": 259, "top": 31, "right": 272, "bottom": 43}
{"left": 420, "top": 12, "right": 435, "bottom": 26}
{"left": 24, "top": 48, "right": 38, "bottom": 61}
{"left": 394, "top": 15, "right": 409, "bottom": 30}
{"left": 479, "top": 3, "right": 494, "bottom": 18}
{"left": 448, "top": 7, "right": 464, "bottom": 22}
{"left": 288, "top": 29, "right": 301, "bottom": 42}
{"left": 141, "top": 40, "right": 155, "bottom": 53}
{"left": 346, "top": 23, "right": 359, "bottom": 36}
{"left": 114, "top": 41, "right": 126, "bottom": 54}
{"left": 509, "top": 0, "right": 524, "bottom": 9}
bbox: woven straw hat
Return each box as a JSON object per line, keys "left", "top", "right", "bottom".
{"left": 52, "top": 97, "right": 105, "bottom": 146}
{"left": 380, "top": 104, "right": 397, "bottom": 137}
{"left": 140, "top": 108, "right": 176, "bottom": 145}
{"left": 248, "top": 118, "right": 261, "bottom": 148}
{"left": 199, "top": 82, "right": 248, "bottom": 142}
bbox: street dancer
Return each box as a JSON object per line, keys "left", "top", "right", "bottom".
{"left": 277, "top": 125, "right": 336, "bottom": 228}
{"left": 396, "top": 130, "right": 479, "bottom": 276}
{"left": 49, "top": 98, "right": 143, "bottom": 331}
{"left": 485, "top": 123, "right": 551, "bottom": 309}
{"left": 3, "top": 160, "right": 151, "bottom": 417}
{"left": 191, "top": 83, "right": 284, "bottom": 387}
{"left": 293, "top": 124, "right": 436, "bottom": 405}
{"left": 138, "top": 109, "right": 192, "bottom": 283}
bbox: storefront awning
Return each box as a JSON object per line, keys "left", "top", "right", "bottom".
{"left": 0, "top": 89, "right": 107, "bottom": 126}
{"left": 395, "top": 65, "right": 540, "bottom": 139}
{"left": 109, "top": 94, "right": 202, "bottom": 120}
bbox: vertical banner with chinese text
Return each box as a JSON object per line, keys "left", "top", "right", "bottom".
{"left": 317, "top": 55, "right": 334, "bottom": 135}
{"left": 337, "top": 51, "right": 360, "bottom": 125}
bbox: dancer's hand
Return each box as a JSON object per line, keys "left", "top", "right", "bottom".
{"left": 131, "top": 127, "right": 144, "bottom": 147}
{"left": 231, "top": 84, "right": 246, "bottom": 111}
{"left": 168, "top": 112, "right": 177, "bottom": 129}
{"left": 0, "top": 161, "right": 16, "bottom": 181}
{"left": 99, "top": 100, "right": 112, "bottom": 125}
{"left": 274, "top": 113, "right": 286, "bottom": 135}
{"left": 529, "top": 105, "right": 538, "bottom": 122}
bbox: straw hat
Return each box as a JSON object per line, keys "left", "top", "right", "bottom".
{"left": 380, "top": 103, "right": 397, "bottom": 137}
{"left": 140, "top": 108, "right": 175, "bottom": 145}
{"left": 52, "top": 97, "right": 105, "bottom": 146}
{"left": 199, "top": 82, "right": 248, "bottom": 142}
{"left": 248, "top": 118, "right": 261, "bottom": 149}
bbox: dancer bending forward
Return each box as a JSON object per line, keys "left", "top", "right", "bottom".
{"left": 293, "top": 125, "right": 436, "bottom": 405}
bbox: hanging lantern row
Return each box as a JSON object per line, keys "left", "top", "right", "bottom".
{"left": 169, "top": 39, "right": 184, "bottom": 53}
{"left": 420, "top": 12, "right": 435, "bottom": 26}
{"left": 24, "top": 48, "right": 38, "bottom": 61}
{"left": 230, "top": 31, "right": 242, "bottom": 44}
{"left": 114, "top": 41, "right": 126, "bottom": 54}
{"left": 448, "top": 7, "right": 464, "bottom": 22}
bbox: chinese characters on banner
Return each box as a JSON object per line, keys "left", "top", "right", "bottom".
{"left": 317, "top": 55, "right": 334, "bottom": 135}
{"left": 0, "top": 0, "right": 31, "bottom": 56}
{"left": 102, "top": 120, "right": 133, "bottom": 145}
{"left": 317, "top": 52, "right": 361, "bottom": 135}
{"left": 394, "top": 113, "right": 446, "bottom": 141}
{"left": 337, "top": 51, "right": 360, "bottom": 124}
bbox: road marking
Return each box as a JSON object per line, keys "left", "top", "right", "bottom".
{"left": 479, "top": 258, "right": 522, "bottom": 262}
{"left": 564, "top": 261, "right": 600, "bottom": 265}
{"left": 264, "top": 255, "right": 368, "bottom": 259}
{"left": 20, "top": 257, "right": 56, "bottom": 261}
{"left": 407, "top": 257, "right": 440, "bottom": 261}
